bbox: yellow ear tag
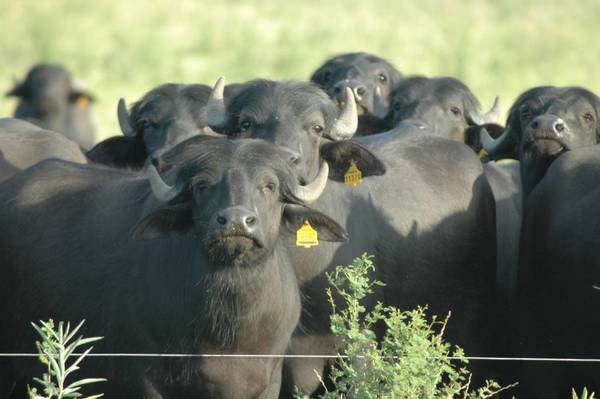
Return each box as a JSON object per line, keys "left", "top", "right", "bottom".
{"left": 344, "top": 160, "right": 363, "bottom": 187}
{"left": 296, "top": 220, "right": 319, "bottom": 248}
{"left": 75, "top": 96, "right": 89, "bottom": 109}
{"left": 478, "top": 148, "right": 488, "bottom": 159}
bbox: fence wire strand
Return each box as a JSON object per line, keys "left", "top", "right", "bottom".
{"left": 1, "top": 353, "right": 600, "bottom": 362}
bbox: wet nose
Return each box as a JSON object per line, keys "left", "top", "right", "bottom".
{"left": 530, "top": 115, "right": 567, "bottom": 136}
{"left": 333, "top": 81, "right": 366, "bottom": 101}
{"left": 215, "top": 206, "right": 257, "bottom": 232}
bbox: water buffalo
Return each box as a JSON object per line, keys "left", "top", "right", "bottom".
{"left": 87, "top": 83, "right": 231, "bottom": 169}
{"left": 6, "top": 63, "right": 96, "bottom": 149}
{"left": 205, "top": 78, "right": 500, "bottom": 396}
{"left": 481, "top": 85, "right": 600, "bottom": 197}
{"left": 390, "top": 76, "right": 502, "bottom": 151}
{"left": 480, "top": 87, "right": 600, "bottom": 397}
{"left": 0, "top": 137, "right": 349, "bottom": 399}
{"left": 516, "top": 146, "right": 600, "bottom": 398}
{"left": 0, "top": 118, "right": 87, "bottom": 182}
{"left": 310, "top": 52, "right": 403, "bottom": 135}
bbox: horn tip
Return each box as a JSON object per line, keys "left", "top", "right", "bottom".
{"left": 480, "top": 127, "right": 494, "bottom": 150}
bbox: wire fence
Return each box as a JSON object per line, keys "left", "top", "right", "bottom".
{"left": 1, "top": 353, "right": 600, "bottom": 362}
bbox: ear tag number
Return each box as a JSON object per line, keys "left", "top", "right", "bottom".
{"left": 344, "top": 160, "right": 363, "bottom": 187}
{"left": 296, "top": 220, "right": 319, "bottom": 248}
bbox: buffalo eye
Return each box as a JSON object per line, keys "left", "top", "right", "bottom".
{"left": 322, "top": 71, "right": 332, "bottom": 84}
{"left": 240, "top": 120, "right": 252, "bottom": 132}
{"left": 584, "top": 112, "right": 595, "bottom": 123}
{"left": 311, "top": 124, "right": 324, "bottom": 135}
{"left": 139, "top": 120, "right": 155, "bottom": 131}
{"left": 262, "top": 182, "right": 277, "bottom": 194}
{"left": 450, "top": 106, "right": 461, "bottom": 116}
{"left": 378, "top": 73, "right": 387, "bottom": 83}
{"left": 193, "top": 182, "right": 208, "bottom": 195}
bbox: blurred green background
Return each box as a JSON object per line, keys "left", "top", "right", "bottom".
{"left": 1, "top": 0, "right": 599, "bottom": 141}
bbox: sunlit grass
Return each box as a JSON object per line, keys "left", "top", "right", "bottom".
{"left": 1, "top": 0, "right": 599, "bottom": 141}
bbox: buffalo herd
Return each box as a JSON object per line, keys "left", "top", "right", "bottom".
{"left": 0, "top": 53, "right": 599, "bottom": 398}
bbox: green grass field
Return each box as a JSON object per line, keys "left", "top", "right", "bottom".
{"left": 1, "top": 0, "right": 599, "bottom": 141}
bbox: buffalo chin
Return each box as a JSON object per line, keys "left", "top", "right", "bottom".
{"left": 206, "top": 235, "right": 265, "bottom": 268}
{"left": 528, "top": 138, "right": 567, "bottom": 157}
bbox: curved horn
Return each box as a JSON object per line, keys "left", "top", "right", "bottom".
{"left": 147, "top": 164, "right": 182, "bottom": 202}
{"left": 117, "top": 98, "right": 135, "bottom": 136}
{"left": 481, "top": 123, "right": 515, "bottom": 156}
{"left": 294, "top": 162, "right": 329, "bottom": 203}
{"left": 205, "top": 77, "right": 228, "bottom": 129}
{"left": 483, "top": 96, "right": 502, "bottom": 124}
{"left": 329, "top": 88, "right": 358, "bottom": 140}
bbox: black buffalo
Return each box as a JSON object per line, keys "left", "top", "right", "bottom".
{"left": 481, "top": 85, "right": 600, "bottom": 197}
{"left": 0, "top": 137, "right": 348, "bottom": 399}
{"left": 310, "top": 52, "right": 402, "bottom": 135}
{"left": 87, "top": 83, "right": 229, "bottom": 169}
{"left": 0, "top": 118, "right": 87, "bottom": 182}
{"left": 390, "top": 76, "right": 502, "bottom": 151}
{"left": 6, "top": 63, "right": 96, "bottom": 149}
{"left": 480, "top": 86, "right": 600, "bottom": 397}
{"left": 516, "top": 146, "right": 600, "bottom": 398}
{"left": 205, "top": 78, "right": 499, "bottom": 396}
{"left": 203, "top": 78, "right": 358, "bottom": 185}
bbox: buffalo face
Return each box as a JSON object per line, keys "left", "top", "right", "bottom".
{"left": 390, "top": 76, "right": 501, "bottom": 148}
{"left": 482, "top": 86, "right": 600, "bottom": 196}
{"left": 310, "top": 52, "right": 403, "bottom": 134}
{"left": 132, "top": 137, "right": 347, "bottom": 269}
{"left": 204, "top": 79, "right": 358, "bottom": 183}
{"left": 6, "top": 63, "right": 95, "bottom": 148}
{"left": 117, "top": 84, "right": 217, "bottom": 158}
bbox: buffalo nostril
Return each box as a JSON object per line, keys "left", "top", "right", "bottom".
{"left": 531, "top": 121, "right": 539, "bottom": 130}
{"left": 245, "top": 216, "right": 256, "bottom": 226}
{"left": 554, "top": 122, "right": 565, "bottom": 133}
{"left": 356, "top": 87, "right": 366, "bottom": 96}
{"left": 289, "top": 155, "right": 301, "bottom": 165}
{"left": 217, "top": 216, "right": 227, "bottom": 225}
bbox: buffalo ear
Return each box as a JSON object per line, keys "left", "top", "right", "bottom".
{"left": 281, "top": 204, "right": 348, "bottom": 243}
{"left": 319, "top": 140, "right": 386, "bottom": 181}
{"left": 86, "top": 136, "right": 148, "bottom": 170}
{"left": 69, "top": 89, "right": 95, "bottom": 109}
{"left": 5, "top": 82, "right": 26, "bottom": 98}
{"left": 464, "top": 123, "right": 505, "bottom": 154}
{"left": 130, "top": 205, "right": 192, "bottom": 240}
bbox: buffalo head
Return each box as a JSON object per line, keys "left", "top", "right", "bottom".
{"left": 390, "top": 76, "right": 501, "bottom": 151}
{"left": 310, "top": 52, "right": 403, "bottom": 134}
{"left": 204, "top": 78, "right": 363, "bottom": 183}
{"left": 132, "top": 137, "right": 348, "bottom": 268}
{"left": 117, "top": 83, "right": 225, "bottom": 158}
{"left": 6, "top": 63, "right": 96, "bottom": 148}
{"left": 481, "top": 86, "right": 600, "bottom": 196}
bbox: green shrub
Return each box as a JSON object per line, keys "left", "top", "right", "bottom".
{"left": 304, "top": 254, "right": 515, "bottom": 399}
{"left": 573, "top": 388, "right": 596, "bottom": 399}
{"left": 27, "top": 319, "right": 106, "bottom": 399}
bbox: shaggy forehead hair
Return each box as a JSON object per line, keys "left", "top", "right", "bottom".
{"left": 23, "top": 64, "right": 71, "bottom": 83}
{"left": 319, "top": 52, "right": 397, "bottom": 70}
{"left": 159, "top": 136, "right": 301, "bottom": 201}
{"left": 507, "top": 86, "right": 600, "bottom": 126}
{"left": 130, "top": 83, "right": 211, "bottom": 122}
{"left": 391, "top": 76, "right": 482, "bottom": 112}
{"left": 227, "top": 79, "right": 337, "bottom": 121}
